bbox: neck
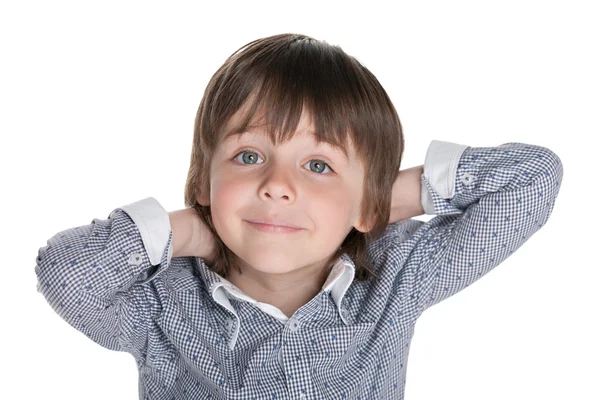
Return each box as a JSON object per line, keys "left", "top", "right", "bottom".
{"left": 225, "top": 258, "right": 332, "bottom": 318}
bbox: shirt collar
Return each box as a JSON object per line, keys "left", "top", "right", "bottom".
{"left": 193, "top": 253, "right": 356, "bottom": 350}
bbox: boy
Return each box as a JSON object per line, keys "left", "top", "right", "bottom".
{"left": 35, "top": 33, "right": 563, "bottom": 399}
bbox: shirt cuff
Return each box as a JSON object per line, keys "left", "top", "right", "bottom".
{"left": 421, "top": 140, "right": 470, "bottom": 215}
{"left": 110, "top": 197, "right": 171, "bottom": 266}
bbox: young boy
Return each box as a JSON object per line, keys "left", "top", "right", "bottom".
{"left": 35, "top": 33, "right": 563, "bottom": 399}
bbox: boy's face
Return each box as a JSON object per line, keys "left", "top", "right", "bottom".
{"left": 197, "top": 108, "right": 372, "bottom": 276}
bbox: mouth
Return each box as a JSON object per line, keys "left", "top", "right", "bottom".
{"left": 245, "top": 220, "right": 304, "bottom": 234}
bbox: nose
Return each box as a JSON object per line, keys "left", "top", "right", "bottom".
{"left": 258, "top": 164, "right": 297, "bottom": 203}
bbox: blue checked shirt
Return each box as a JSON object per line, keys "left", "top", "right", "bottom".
{"left": 35, "top": 140, "right": 563, "bottom": 399}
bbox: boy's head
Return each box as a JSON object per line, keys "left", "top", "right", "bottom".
{"left": 184, "top": 33, "right": 404, "bottom": 281}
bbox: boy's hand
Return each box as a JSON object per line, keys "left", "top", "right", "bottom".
{"left": 169, "top": 208, "right": 217, "bottom": 263}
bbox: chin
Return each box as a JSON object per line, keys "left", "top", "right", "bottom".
{"left": 253, "top": 267, "right": 296, "bottom": 275}
{"left": 236, "top": 253, "right": 306, "bottom": 275}
{"left": 250, "top": 261, "right": 303, "bottom": 275}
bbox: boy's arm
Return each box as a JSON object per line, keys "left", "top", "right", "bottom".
{"left": 393, "top": 140, "right": 563, "bottom": 313}
{"left": 169, "top": 207, "right": 217, "bottom": 263}
{"left": 389, "top": 164, "right": 425, "bottom": 224}
{"left": 168, "top": 208, "right": 196, "bottom": 258}
{"left": 35, "top": 197, "right": 174, "bottom": 354}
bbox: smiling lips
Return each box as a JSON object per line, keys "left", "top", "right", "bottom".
{"left": 245, "top": 220, "right": 303, "bottom": 234}
{"left": 245, "top": 216, "right": 302, "bottom": 229}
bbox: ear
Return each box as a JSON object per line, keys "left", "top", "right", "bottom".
{"left": 353, "top": 213, "right": 376, "bottom": 233}
{"left": 195, "top": 187, "right": 211, "bottom": 207}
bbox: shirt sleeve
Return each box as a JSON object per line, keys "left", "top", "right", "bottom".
{"left": 35, "top": 197, "right": 173, "bottom": 355}
{"left": 410, "top": 140, "right": 563, "bottom": 312}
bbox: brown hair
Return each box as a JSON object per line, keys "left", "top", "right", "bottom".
{"left": 183, "top": 33, "right": 404, "bottom": 281}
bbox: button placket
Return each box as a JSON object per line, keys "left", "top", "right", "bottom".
{"left": 288, "top": 318, "right": 301, "bottom": 332}
{"left": 128, "top": 253, "right": 143, "bottom": 266}
{"left": 225, "top": 317, "right": 236, "bottom": 335}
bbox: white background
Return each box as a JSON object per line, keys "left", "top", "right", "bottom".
{"left": 2, "top": 0, "right": 597, "bottom": 399}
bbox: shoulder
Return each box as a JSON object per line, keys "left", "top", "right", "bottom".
{"left": 367, "top": 219, "right": 427, "bottom": 265}
{"left": 160, "top": 257, "right": 208, "bottom": 293}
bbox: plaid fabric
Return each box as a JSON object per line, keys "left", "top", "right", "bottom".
{"left": 35, "top": 140, "right": 563, "bottom": 399}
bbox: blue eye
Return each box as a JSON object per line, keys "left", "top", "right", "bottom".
{"left": 233, "top": 149, "right": 335, "bottom": 174}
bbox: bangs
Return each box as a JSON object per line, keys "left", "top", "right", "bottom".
{"left": 209, "top": 35, "right": 380, "bottom": 162}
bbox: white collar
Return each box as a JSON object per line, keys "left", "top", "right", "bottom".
{"left": 194, "top": 253, "right": 356, "bottom": 350}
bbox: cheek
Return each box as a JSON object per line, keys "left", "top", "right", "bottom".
{"left": 212, "top": 179, "right": 242, "bottom": 204}
{"left": 209, "top": 178, "right": 246, "bottom": 232}
{"left": 308, "top": 192, "right": 356, "bottom": 253}
{"left": 309, "top": 188, "right": 355, "bottom": 228}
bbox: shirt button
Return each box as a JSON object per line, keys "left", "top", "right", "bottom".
{"left": 461, "top": 172, "right": 476, "bottom": 185}
{"left": 288, "top": 318, "right": 301, "bottom": 332}
{"left": 128, "top": 253, "right": 143, "bottom": 266}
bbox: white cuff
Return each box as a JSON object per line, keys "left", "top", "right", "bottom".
{"left": 112, "top": 197, "right": 171, "bottom": 266}
{"left": 421, "top": 176, "right": 436, "bottom": 215}
{"left": 421, "top": 140, "right": 469, "bottom": 213}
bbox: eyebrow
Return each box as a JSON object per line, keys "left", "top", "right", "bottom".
{"left": 224, "top": 130, "right": 350, "bottom": 162}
